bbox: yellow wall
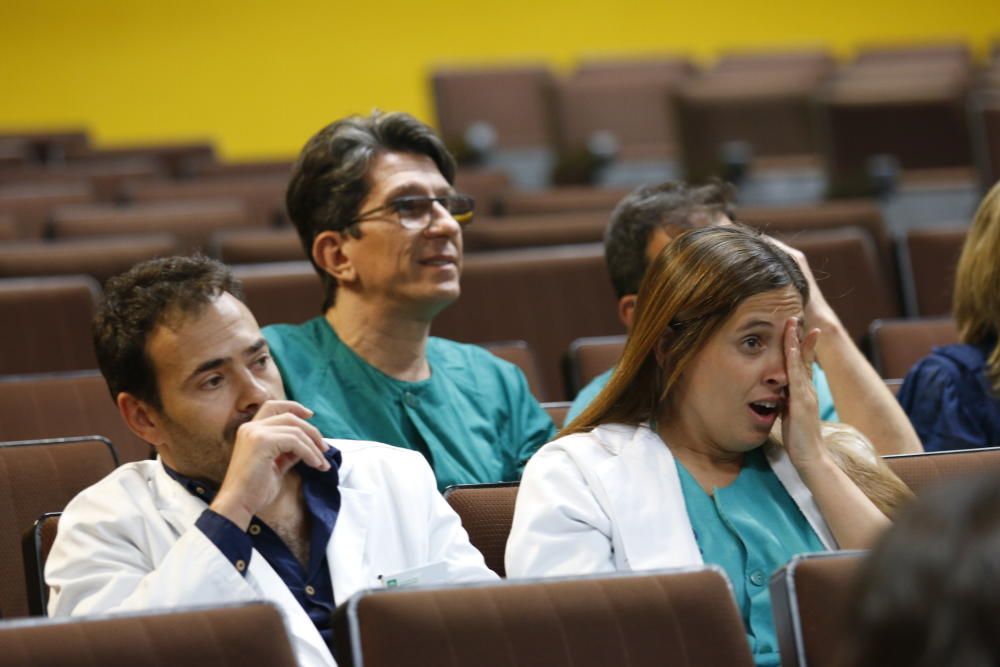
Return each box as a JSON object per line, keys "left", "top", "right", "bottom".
{"left": 2, "top": 0, "right": 998, "bottom": 159}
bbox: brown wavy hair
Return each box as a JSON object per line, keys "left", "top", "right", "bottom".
{"left": 953, "top": 180, "right": 1000, "bottom": 395}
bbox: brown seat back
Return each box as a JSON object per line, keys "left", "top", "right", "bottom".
{"left": 567, "top": 335, "right": 626, "bottom": 395}
{"left": 541, "top": 401, "right": 571, "bottom": 428}
{"left": 432, "top": 65, "right": 557, "bottom": 151}
{"left": 232, "top": 261, "right": 324, "bottom": 327}
{"left": 443, "top": 482, "right": 519, "bottom": 577}
{"left": 868, "top": 317, "right": 958, "bottom": 378}
{"left": 50, "top": 200, "right": 252, "bottom": 254}
{"left": 778, "top": 227, "right": 898, "bottom": 342}
{"left": 123, "top": 176, "right": 287, "bottom": 226}
{"left": 0, "top": 234, "right": 178, "bottom": 284}
{"left": 0, "top": 602, "right": 298, "bottom": 667}
{"left": 771, "top": 551, "right": 863, "bottom": 667}
{"left": 0, "top": 275, "right": 101, "bottom": 374}
{"left": 903, "top": 225, "right": 966, "bottom": 317}
{"left": 212, "top": 227, "right": 305, "bottom": 264}
{"left": 462, "top": 211, "right": 609, "bottom": 251}
{"left": 0, "top": 371, "right": 151, "bottom": 464}
{"left": 433, "top": 244, "right": 623, "bottom": 401}
{"left": 885, "top": 447, "right": 1000, "bottom": 496}
{"left": 479, "top": 340, "right": 546, "bottom": 401}
{"left": 21, "top": 512, "right": 60, "bottom": 616}
{"left": 334, "top": 567, "right": 754, "bottom": 667}
{"left": 0, "top": 182, "right": 94, "bottom": 239}
{"left": 0, "top": 437, "right": 118, "bottom": 617}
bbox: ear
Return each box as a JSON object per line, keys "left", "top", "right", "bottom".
{"left": 617, "top": 294, "right": 638, "bottom": 330}
{"left": 117, "top": 392, "right": 166, "bottom": 451}
{"left": 653, "top": 330, "right": 674, "bottom": 368}
{"left": 312, "top": 230, "right": 357, "bottom": 286}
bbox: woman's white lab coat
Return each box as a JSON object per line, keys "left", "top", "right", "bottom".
{"left": 505, "top": 423, "right": 837, "bottom": 578}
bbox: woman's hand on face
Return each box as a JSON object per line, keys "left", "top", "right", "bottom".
{"left": 780, "top": 317, "right": 826, "bottom": 471}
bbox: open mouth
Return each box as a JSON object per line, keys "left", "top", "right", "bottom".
{"left": 748, "top": 400, "right": 782, "bottom": 418}
{"left": 420, "top": 257, "right": 456, "bottom": 267}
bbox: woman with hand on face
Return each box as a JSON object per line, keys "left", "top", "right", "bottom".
{"left": 506, "top": 225, "right": 911, "bottom": 667}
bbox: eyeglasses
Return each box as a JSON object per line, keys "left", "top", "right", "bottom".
{"left": 350, "top": 194, "right": 475, "bottom": 230}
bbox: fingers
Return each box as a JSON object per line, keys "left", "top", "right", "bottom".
{"left": 254, "top": 399, "right": 315, "bottom": 422}
{"left": 783, "top": 318, "right": 809, "bottom": 387}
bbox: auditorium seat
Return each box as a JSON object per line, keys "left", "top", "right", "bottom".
{"left": 0, "top": 275, "right": 100, "bottom": 374}
{"left": 462, "top": 211, "right": 608, "bottom": 251}
{"left": 431, "top": 65, "right": 557, "bottom": 152}
{"left": 82, "top": 141, "right": 215, "bottom": 178}
{"left": 454, "top": 167, "right": 511, "bottom": 217}
{"left": 0, "top": 214, "right": 16, "bottom": 240}
{"left": 232, "top": 261, "right": 323, "bottom": 327}
{"left": 868, "top": 317, "right": 959, "bottom": 378}
{"left": 432, "top": 244, "right": 623, "bottom": 401}
{"left": 479, "top": 340, "right": 546, "bottom": 401}
{"left": 22, "top": 512, "right": 59, "bottom": 616}
{"left": 49, "top": 200, "right": 252, "bottom": 253}
{"left": 431, "top": 65, "right": 557, "bottom": 189}
{"left": 901, "top": 225, "right": 966, "bottom": 317}
{"left": 675, "top": 67, "right": 828, "bottom": 184}
{"left": 123, "top": 176, "right": 287, "bottom": 226}
{"left": 884, "top": 447, "right": 1000, "bottom": 495}
{"left": 0, "top": 436, "right": 118, "bottom": 618}
{"left": 0, "top": 157, "right": 164, "bottom": 202}
{"left": 333, "top": 567, "right": 755, "bottom": 667}
{"left": 712, "top": 48, "right": 834, "bottom": 75}
{"left": 0, "top": 182, "right": 94, "bottom": 239}
{"left": 0, "top": 234, "right": 178, "bottom": 283}
{"left": 820, "top": 67, "right": 972, "bottom": 197}
{"left": 770, "top": 551, "right": 864, "bottom": 667}
{"left": 498, "top": 185, "right": 631, "bottom": 216}
{"left": 553, "top": 75, "right": 680, "bottom": 163}
{"left": 443, "top": 482, "right": 519, "bottom": 577}
{"left": 182, "top": 157, "right": 294, "bottom": 180}
{"left": 0, "top": 602, "right": 298, "bottom": 666}
{"left": 567, "top": 334, "right": 626, "bottom": 396}
{"left": 573, "top": 55, "right": 695, "bottom": 83}
{"left": 779, "top": 227, "right": 899, "bottom": 343}
{"left": 541, "top": 401, "right": 571, "bottom": 427}
{"left": 0, "top": 130, "right": 89, "bottom": 163}
{"left": 0, "top": 370, "right": 152, "bottom": 463}
{"left": 212, "top": 226, "right": 304, "bottom": 264}
{"left": 970, "top": 90, "right": 1000, "bottom": 188}
{"left": 737, "top": 199, "right": 895, "bottom": 293}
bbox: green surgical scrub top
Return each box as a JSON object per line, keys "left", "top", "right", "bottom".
{"left": 676, "top": 447, "right": 826, "bottom": 667}
{"left": 263, "top": 316, "right": 556, "bottom": 491}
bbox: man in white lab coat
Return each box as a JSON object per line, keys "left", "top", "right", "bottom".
{"left": 46, "top": 255, "right": 497, "bottom": 667}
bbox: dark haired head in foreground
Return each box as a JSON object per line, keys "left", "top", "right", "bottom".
{"left": 847, "top": 469, "right": 1000, "bottom": 667}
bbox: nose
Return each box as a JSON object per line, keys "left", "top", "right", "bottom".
{"left": 422, "top": 200, "right": 462, "bottom": 237}
{"left": 236, "top": 368, "right": 271, "bottom": 413}
{"left": 763, "top": 348, "right": 788, "bottom": 389}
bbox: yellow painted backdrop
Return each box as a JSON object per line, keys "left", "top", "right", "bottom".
{"left": 1, "top": 0, "right": 997, "bottom": 159}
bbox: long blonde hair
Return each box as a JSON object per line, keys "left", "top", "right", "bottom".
{"left": 565, "top": 225, "right": 912, "bottom": 515}
{"left": 953, "top": 180, "right": 1000, "bottom": 394}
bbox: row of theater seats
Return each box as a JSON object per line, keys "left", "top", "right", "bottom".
{"left": 2, "top": 435, "right": 998, "bottom": 665}
{"left": 432, "top": 42, "right": 1000, "bottom": 197}
{"left": 0, "top": 191, "right": 971, "bottom": 400}
{"left": 0, "top": 561, "right": 854, "bottom": 667}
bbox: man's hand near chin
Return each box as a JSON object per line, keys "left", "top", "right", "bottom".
{"left": 210, "top": 400, "right": 330, "bottom": 530}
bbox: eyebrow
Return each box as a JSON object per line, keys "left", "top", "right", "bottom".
{"left": 383, "top": 182, "right": 455, "bottom": 201}
{"left": 734, "top": 319, "right": 776, "bottom": 334}
{"left": 185, "top": 338, "right": 268, "bottom": 383}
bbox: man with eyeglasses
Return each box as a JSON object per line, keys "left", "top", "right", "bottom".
{"left": 264, "top": 111, "right": 556, "bottom": 490}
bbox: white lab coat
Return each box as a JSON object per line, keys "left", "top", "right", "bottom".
{"left": 505, "top": 423, "right": 837, "bottom": 578}
{"left": 46, "top": 439, "right": 498, "bottom": 667}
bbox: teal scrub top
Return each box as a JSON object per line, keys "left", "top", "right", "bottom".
{"left": 263, "top": 317, "right": 557, "bottom": 491}
{"left": 564, "top": 364, "right": 839, "bottom": 426}
{"left": 675, "top": 448, "right": 826, "bottom": 667}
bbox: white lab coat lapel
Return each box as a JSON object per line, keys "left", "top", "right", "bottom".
{"left": 327, "top": 458, "right": 374, "bottom": 601}
{"left": 764, "top": 441, "right": 838, "bottom": 550}
{"left": 593, "top": 425, "right": 703, "bottom": 571}
{"left": 151, "top": 463, "right": 335, "bottom": 667}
